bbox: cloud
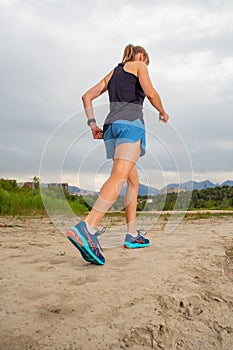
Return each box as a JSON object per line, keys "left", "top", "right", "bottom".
{"left": 0, "top": 0, "right": 233, "bottom": 188}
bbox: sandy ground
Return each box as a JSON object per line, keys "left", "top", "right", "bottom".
{"left": 0, "top": 213, "right": 233, "bottom": 350}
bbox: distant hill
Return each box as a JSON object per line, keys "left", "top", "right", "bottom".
{"left": 221, "top": 180, "right": 233, "bottom": 187}
{"left": 40, "top": 179, "right": 233, "bottom": 197}
{"left": 67, "top": 184, "right": 160, "bottom": 196}
{"left": 68, "top": 185, "right": 98, "bottom": 196}
{"left": 138, "top": 183, "right": 160, "bottom": 196}
{"left": 181, "top": 180, "right": 216, "bottom": 191}
{"left": 120, "top": 183, "right": 160, "bottom": 196}
{"left": 68, "top": 185, "right": 80, "bottom": 193}
{"left": 40, "top": 183, "right": 98, "bottom": 196}
{"left": 161, "top": 180, "right": 231, "bottom": 192}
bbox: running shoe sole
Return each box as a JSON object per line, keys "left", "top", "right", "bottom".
{"left": 66, "top": 227, "right": 105, "bottom": 265}
{"left": 123, "top": 242, "right": 150, "bottom": 249}
{"left": 67, "top": 235, "right": 93, "bottom": 262}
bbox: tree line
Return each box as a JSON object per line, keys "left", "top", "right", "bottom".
{"left": 0, "top": 178, "right": 232, "bottom": 216}
{"left": 136, "top": 186, "right": 233, "bottom": 211}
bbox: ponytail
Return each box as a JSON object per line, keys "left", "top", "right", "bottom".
{"left": 122, "top": 44, "right": 150, "bottom": 65}
{"left": 122, "top": 44, "right": 135, "bottom": 64}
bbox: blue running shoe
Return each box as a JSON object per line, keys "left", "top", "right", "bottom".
{"left": 66, "top": 221, "right": 106, "bottom": 265}
{"left": 123, "top": 229, "right": 150, "bottom": 249}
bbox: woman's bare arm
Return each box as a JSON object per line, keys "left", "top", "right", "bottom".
{"left": 81, "top": 70, "right": 113, "bottom": 139}
{"left": 137, "top": 62, "right": 169, "bottom": 123}
{"left": 82, "top": 70, "right": 113, "bottom": 129}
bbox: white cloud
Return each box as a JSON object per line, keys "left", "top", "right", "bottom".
{"left": 0, "top": 0, "right": 233, "bottom": 187}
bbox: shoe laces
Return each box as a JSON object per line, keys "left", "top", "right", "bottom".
{"left": 94, "top": 226, "right": 106, "bottom": 252}
{"left": 137, "top": 229, "right": 147, "bottom": 237}
{"left": 95, "top": 226, "right": 106, "bottom": 236}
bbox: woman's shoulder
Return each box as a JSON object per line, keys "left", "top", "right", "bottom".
{"left": 123, "top": 61, "right": 147, "bottom": 77}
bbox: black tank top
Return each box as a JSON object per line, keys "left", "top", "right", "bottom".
{"left": 103, "top": 63, "right": 146, "bottom": 128}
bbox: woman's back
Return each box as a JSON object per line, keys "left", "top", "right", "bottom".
{"left": 105, "top": 62, "right": 146, "bottom": 125}
{"left": 107, "top": 62, "right": 145, "bottom": 103}
{"left": 122, "top": 61, "right": 139, "bottom": 77}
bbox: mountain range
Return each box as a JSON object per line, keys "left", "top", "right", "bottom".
{"left": 65, "top": 179, "right": 233, "bottom": 196}
{"left": 163, "top": 179, "right": 233, "bottom": 191}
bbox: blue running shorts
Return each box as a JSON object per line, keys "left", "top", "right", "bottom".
{"left": 103, "top": 119, "right": 146, "bottom": 159}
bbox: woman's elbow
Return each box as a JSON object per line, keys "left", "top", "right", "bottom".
{"left": 82, "top": 93, "right": 91, "bottom": 106}
{"left": 146, "top": 92, "right": 156, "bottom": 101}
{"left": 146, "top": 89, "right": 159, "bottom": 101}
{"left": 82, "top": 92, "right": 88, "bottom": 102}
{"left": 82, "top": 91, "right": 95, "bottom": 104}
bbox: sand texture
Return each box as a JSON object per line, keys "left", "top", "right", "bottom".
{"left": 0, "top": 214, "right": 233, "bottom": 350}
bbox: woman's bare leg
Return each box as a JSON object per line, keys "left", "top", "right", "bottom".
{"left": 124, "top": 165, "right": 139, "bottom": 234}
{"left": 85, "top": 141, "right": 141, "bottom": 228}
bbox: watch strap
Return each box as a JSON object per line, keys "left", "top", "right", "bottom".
{"left": 87, "top": 118, "right": 96, "bottom": 126}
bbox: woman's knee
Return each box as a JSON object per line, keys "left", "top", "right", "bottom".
{"left": 111, "top": 159, "right": 135, "bottom": 179}
{"left": 127, "top": 177, "right": 139, "bottom": 188}
{"left": 109, "top": 172, "right": 127, "bottom": 195}
{"left": 127, "top": 166, "right": 139, "bottom": 187}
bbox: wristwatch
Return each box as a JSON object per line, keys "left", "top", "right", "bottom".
{"left": 87, "top": 118, "right": 96, "bottom": 126}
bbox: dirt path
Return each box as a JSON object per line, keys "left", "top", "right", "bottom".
{"left": 0, "top": 215, "right": 233, "bottom": 350}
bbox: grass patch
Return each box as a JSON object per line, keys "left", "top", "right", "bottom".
{"left": 105, "top": 211, "right": 126, "bottom": 218}
{"left": 226, "top": 247, "right": 233, "bottom": 258}
{"left": 50, "top": 309, "right": 62, "bottom": 314}
{"left": 185, "top": 212, "right": 212, "bottom": 219}
{"left": 185, "top": 212, "right": 233, "bottom": 220}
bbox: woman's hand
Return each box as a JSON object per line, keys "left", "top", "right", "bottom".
{"left": 92, "top": 126, "right": 103, "bottom": 139}
{"left": 159, "top": 112, "right": 169, "bottom": 123}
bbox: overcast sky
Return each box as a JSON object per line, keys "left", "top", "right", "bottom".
{"left": 0, "top": 0, "right": 233, "bottom": 190}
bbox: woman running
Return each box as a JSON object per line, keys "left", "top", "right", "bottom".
{"left": 66, "top": 44, "right": 169, "bottom": 265}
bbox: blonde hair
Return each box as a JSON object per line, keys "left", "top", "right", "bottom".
{"left": 122, "top": 44, "right": 149, "bottom": 65}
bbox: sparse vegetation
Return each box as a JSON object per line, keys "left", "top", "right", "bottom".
{"left": 226, "top": 247, "right": 233, "bottom": 257}
{"left": 136, "top": 186, "right": 233, "bottom": 212}
{"left": 0, "top": 179, "right": 89, "bottom": 216}
{"left": 0, "top": 178, "right": 233, "bottom": 216}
